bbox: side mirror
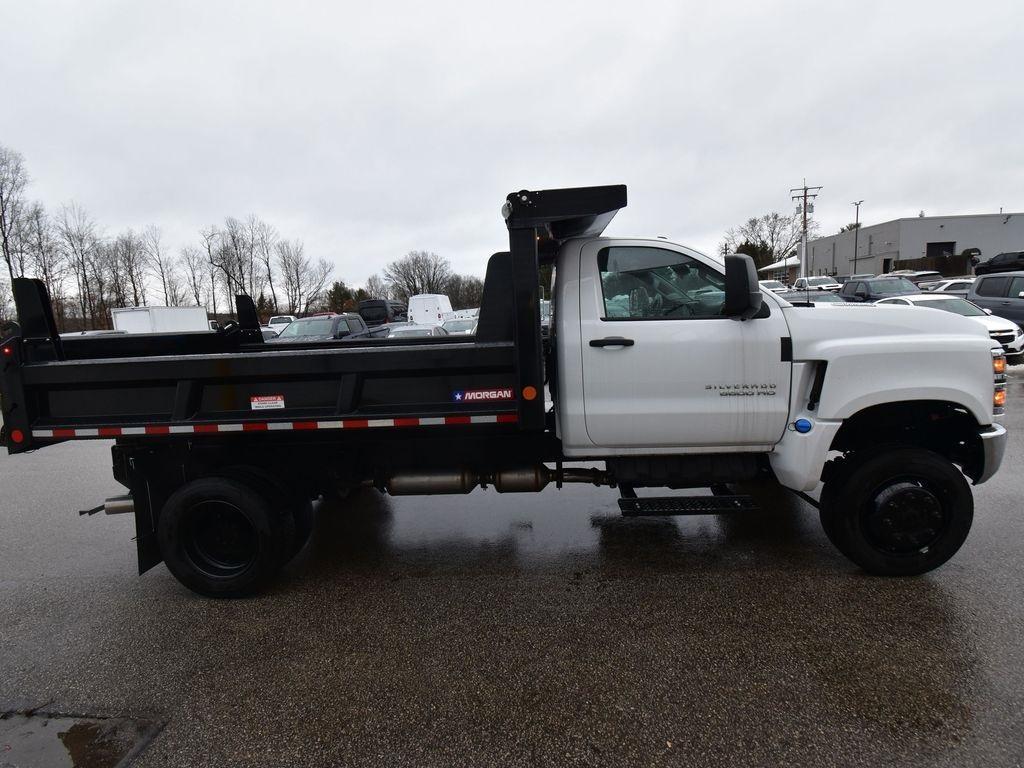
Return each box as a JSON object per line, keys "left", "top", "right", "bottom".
{"left": 1018, "top": 291, "right": 1024, "bottom": 299}
{"left": 984, "top": 308, "right": 993, "bottom": 315}
{"left": 724, "top": 254, "right": 763, "bottom": 320}
{"left": 334, "top": 330, "right": 350, "bottom": 339}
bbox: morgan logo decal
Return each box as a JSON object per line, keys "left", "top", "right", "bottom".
{"left": 453, "top": 388, "right": 515, "bottom": 402}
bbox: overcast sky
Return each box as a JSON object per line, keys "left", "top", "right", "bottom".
{"left": 2, "top": 0, "right": 1021, "bottom": 285}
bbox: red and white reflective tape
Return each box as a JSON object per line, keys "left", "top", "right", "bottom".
{"left": 32, "top": 413, "right": 518, "bottom": 440}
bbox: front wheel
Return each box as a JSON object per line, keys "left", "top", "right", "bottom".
{"left": 819, "top": 448, "right": 973, "bottom": 576}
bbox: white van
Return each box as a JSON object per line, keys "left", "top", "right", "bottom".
{"left": 407, "top": 294, "right": 453, "bottom": 326}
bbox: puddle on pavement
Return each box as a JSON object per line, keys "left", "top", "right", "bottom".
{"left": 0, "top": 712, "right": 159, "bottom": 768}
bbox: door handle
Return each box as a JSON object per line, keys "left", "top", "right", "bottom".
{"left": 589, "top": 337, "right": 635, "bottom": 348}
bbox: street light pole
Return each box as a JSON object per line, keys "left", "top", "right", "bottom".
{"left": 851, "top": 200, "right": 863, "bottom": 273}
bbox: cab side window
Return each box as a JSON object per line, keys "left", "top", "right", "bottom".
{"left": 976, "top": 277, "right": 1010, "bottom": 297}
{"left": 1009, "top": 277, "right": 1024, "bottom": 298}
{"left": 598, "top": 247, "right": 726, "bottom": 320}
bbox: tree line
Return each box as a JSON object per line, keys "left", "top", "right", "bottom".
{"left": 0, "top": 142, "right": 484, "bottom": 332}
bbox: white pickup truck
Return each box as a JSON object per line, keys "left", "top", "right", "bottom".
{"left": 0, "top": 184, "right": 1008, "bottom": 596}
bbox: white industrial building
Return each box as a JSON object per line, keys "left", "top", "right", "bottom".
{"left": 805, "top": 211, "right": 1024, "bottom": 277}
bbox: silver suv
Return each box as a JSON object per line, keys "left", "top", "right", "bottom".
{"left": 968, "top": 272, "right": 1024, "bottom": 325}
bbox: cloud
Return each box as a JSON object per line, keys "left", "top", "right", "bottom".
{"left": 2, "top": 0, "right": 1020, "bottom": 284}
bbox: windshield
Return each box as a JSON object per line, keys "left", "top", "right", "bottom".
{"left": 807, "top": 277, "right": 835, "bottom": 286}
{"left": 442, "top": 320, "right": 474, "bottom": 332}
{"left": 809, "top": 292, "right": 844, "bottom": 302}
{"left": 920, "top": 298, "right": 986, "bottom": 317}
{"left": 870, "top": 278, "right": 918, "bottom": 294}
{"left": 761, "top": 281, "right": 783, "bottom": 289}
{"left": 276, "top": 318, "right": 334, "bottom": 338}
{"left": 269, "top": 317, "right": 291, "bottom": 326}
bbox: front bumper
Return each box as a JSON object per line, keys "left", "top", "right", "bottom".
{"left": 975, "top": 423, "right": 1008, "bottom": 485}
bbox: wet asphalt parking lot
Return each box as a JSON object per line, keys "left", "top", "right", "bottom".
{"left": 1, "top": 372, "right": 1023, "bottom": 768}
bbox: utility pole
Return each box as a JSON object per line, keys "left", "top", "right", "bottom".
{"left": 790, "top": 180, "right": 822, "bottom": 279}
{"left": 851, "top": 200, "right": 864, "bottom": 273}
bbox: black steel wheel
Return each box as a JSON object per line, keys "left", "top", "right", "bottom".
{"left": 819, "top": 448, "right": 973, "bottom": 576}
{"left": 158, "top": 477, "right": 284, "bottom": 597}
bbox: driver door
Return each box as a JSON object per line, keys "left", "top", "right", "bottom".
{"left": 579, "top": 240, "right": 792, "bottom": 449}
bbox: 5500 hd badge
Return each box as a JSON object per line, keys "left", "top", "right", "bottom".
{"left": 705, "top": 383, "right": 777, "bottom": 397}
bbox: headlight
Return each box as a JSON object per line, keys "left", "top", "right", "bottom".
{"left": 1016, "top": 325, "right": 1023, "bottom": 338}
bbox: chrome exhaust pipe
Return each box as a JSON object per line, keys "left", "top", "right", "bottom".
{"left": 104, "top": 494, "right": 134, "bottom": 515}
{"left": 382, "top": 465, "right": 613, "bottom": 496}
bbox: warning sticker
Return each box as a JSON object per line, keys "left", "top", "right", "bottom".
{"left": 452, "top": 388, "right": 515, "bottom": 403}
{"left": 251, "top": 395, "right": 286, "bottom": 410}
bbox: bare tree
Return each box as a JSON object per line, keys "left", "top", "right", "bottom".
{"left": 0, "top": 277, "right": 12, "bottom": 328}
{"left": 113, "top": 229, "right": 148, "bottom": 307}
{"left": 145, "top": 225, "right": 173, "bottom": 305}
{"left": 180, "top": 245, "right": 207, "bottom": 306}
{"left": 56, "top": 202, "right": 100, "bottom": 329}
{"left": 382, "top": 251, "right": 452, "bottom": 302}
{"left": 252, "top": 217, "right": 279, "bottom": 312}
{"left": 444, "top": 273, "right": 485, "bottom": 309}
{"left": 721, "top": 212, "right": 817, "bottom": 267}
{"left": 365, "top": 273, "right": 391, "bottom": 299}
{"left": 199, "top": 226, "right": 220, "bottom": 315}
{"left": 277, "top": 239, "right": 332, "bottom": 313}
{"left": 0, "top": 145, "right": 28, "bottom": 283}
{"left": 21, "top": 202, "right": 69, "bottom": 325}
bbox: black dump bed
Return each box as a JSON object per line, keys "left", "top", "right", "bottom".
{"left": 0, "top": 185, "right": 626, "bottom": 454}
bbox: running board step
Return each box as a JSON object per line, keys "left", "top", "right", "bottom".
{"left": 618, "top": 495, "right": 758, "bottom": 516}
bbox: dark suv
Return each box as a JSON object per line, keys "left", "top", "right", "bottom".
{"left": 357, "top": 299, "right": 408, "bottom": 327}
{"left": 839, "top": 276, "right": 920, "bottom": 302}
{"left": 975, "top": 251, "right": 1024, "bottom": 275}
{"left": 268, "top": 313, "right": 380, "bottom": 343}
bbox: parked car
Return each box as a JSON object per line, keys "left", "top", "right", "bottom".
{"left": 920, "top": 277, "right": 975, "bottom": 297}
{"left": 967, "top": 271, "right": 1024, "bottom": 325}
{"left": 875, "top": 294, "right": 1024, "bottom": 362}
{"left": 357, "top": 299, "right": 407, "bottom": 327}
{"left": 975, "top": 251, "right": 1024, "bottom": 275}
{"left": 441, "top": 318, "right": 476, "bottom": 336}
{"left": 834, "top": 273, "right": 875, "bottom": 285}
{"left": 267, "top": 315, "right": 296, "bottom": 333}
{"left": 387, "top": 324, "right": 450, "bottom": 338}
{"left": 886, "top": 270, "right": 943, "bottom": 285}
{"left": 267, "top": 313, "right": 375, "bottom": 343}
{"left": 758, "top": 279, "right": 788, "bottom": 293}
{"left": 792, "top": 276, "right": 841, "bottom": 291}
{"left": 839, "top": 276, "right": 920, "bottom": 302}
{"left": 777, "top": 290, "right": 847, "bottom": 306}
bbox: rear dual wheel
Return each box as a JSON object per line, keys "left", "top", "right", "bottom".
{"left": 819, "top": 448, "right": 973, "bottom": 576}
{"left": 158, "top": 476, "right": 313, "bottom": 598}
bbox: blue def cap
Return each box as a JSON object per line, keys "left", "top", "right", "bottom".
{"left": 794, "top": 418, "right": 813, "bottom": 434}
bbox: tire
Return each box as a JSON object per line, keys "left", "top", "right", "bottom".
{"left": 158, "top": 477, "right": 284, "bottom": 597}
{"left": 218, "top": 466, "right": 311, "bottom": 565}
{"left": 819, "top": 448, "right": 973, "bottom": 576}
